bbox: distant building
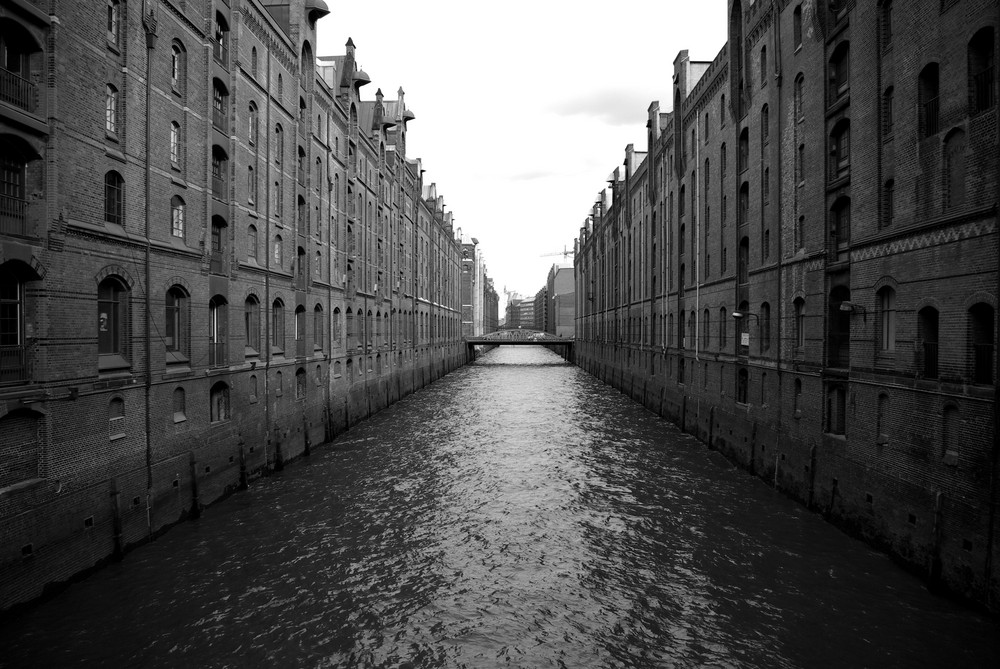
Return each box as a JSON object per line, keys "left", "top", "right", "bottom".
{"left": 546, "top": 265, "right": 575, "bottom": 337}
{"left": 533, "top": 287, "right": 548, "bottom": 331}
{"left": 517, "top": 298, "right": 535, "bottom": 329}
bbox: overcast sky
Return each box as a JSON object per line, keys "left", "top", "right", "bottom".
{"left": 316, "top": 1, "right": 727, "bottom": 311}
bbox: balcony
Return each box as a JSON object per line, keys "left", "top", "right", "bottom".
{"left": 212, "top": 106, "right": 227, "bottom": 132}
{"left": 213, "top": 42, "right": 229, "bottom": 68}
{"left": 0, "top": 345, "right": 28, "bottom": 383}
{"left": 0, "top": 194, "right": 28, "bottom": 236}
{"left": 0, "top": 69, "right": 37, "bottom": 114}
{"left": 208, "top": 342, "right": 227, "bottom": 367}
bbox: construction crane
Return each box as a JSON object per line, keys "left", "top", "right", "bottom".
{"left": 540, "top": 246, "right": 575, "bottom": 258}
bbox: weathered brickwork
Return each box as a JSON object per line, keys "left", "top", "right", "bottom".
{"left": 1, "top": 0, "right": 469, "bottom": 612}
{"left": 575, "top": 0, "right": 999, "bottom": 610}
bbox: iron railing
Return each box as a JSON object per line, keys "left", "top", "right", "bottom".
{"left": 0, "top": 194, "right": 28, "bottom": 236}
{"left": 0, "top": 345, "right": 28, "bottom": 383}
{"left": 0, "top": 69, "right": 36, "bottom": 113}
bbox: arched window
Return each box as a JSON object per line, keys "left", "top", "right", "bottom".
{"left": 170, "top": 195, "right": 185, "bottom": 238}
{"left": 944, "top": 129, "right": 966, "bottom": 210}
{"left": 827, "top": 384, "right": 846, "bottom": 435}
{"left": 211, "top": 145, "right": 228, "bottom": 198}
{"left": 275, "top": 370, "right": 283, "bottom": 396}
{"left": 272, "top": 299, "right": 285, "bottom": 352}
{"left": 794, "top": 74, "right": 804, "bottom": 120}
{"left": 738, "top": 128, "right": 749, "bottom": 172}
{"left": 210, "top": 382, "right": 229, "bottom": 422}
{"left": 830, "top": 119, "right": 850, "bottom": 179}
{"left": 737, "top": 236, "right": 749, "bottom": 284}
{"left": 703, "top": 309, "right": 711, "bottom": 349}
{"left": 107, "top": 0, "right": 121, "bottom": 46}
{"left": 738, "top": 182, "right": 749, "bottom": 226}
{"left": 244, "top": 295, "right": 260, "bottom": 354}
{"left": 877, "top": 286, "right": 896, "bottom": 352}
{"left": 247, "top": 166, "right": 256, "bottom": 204}
{"left": 332, "top": 307, "right": 342, "bottom": 347}
{"left": 880, "top": 1, "right": 893, "bottom": 47}
{"left": 760, "top": 104, "right": 769, "bottom": 144}
{"left": 829, "top": 42, "right": 850, "bottom": 100}
{"left": 828, "top": 286, "right": 851, "bottom": 367}
{"left": 98, "top": 276, "right": 129, "bottom": 367}
{"left": 346, "top": 307, "right": 354, "bottom": 348}
{"left": 248, "top": 102, "right": 258, "bottom": 146}
{"left": 760, "top": 46, "right": 768, "bottom": 88}
{"left": 105, "top": 84, "right": 118, "bottom": 134}
{"left": 830, "top": 197, "right": 851, "bottom": 251}
{"left": 169, "top": 121, "right": 181, "bottom": 165}
{"left": 209, "top": 296, "right": 227, "bottom": 367}
{"left": 213, "top": 12, "right": 229, "bottom": 66}
{"left": 720, "top": 143, "right": 727, "bottom": 177}
{"left": 170, "top": 42, "right": 186, "bottom": 95}
{"left": 737, "top": 368, "right": 749, "bottom": 404}
{"left": 165, "top": 285, "right": 189, "bottom": 360}
{"left": 761, "top": 302, "right": 771, "bottom": 352}
{"left": 969, "top": 28, "right": 995, "bottom": 114}
{"left": 718, "top": 306, "right": 727, "bottom": 348}
{"left": 274, "top": 124, "right": 283, "bottom": 164}
{"left": 104, "top": 171, "right": 123, "bottom": 226}
{"left": 250, "top": 374, "right": 258, "bottom": 401}
{"left": 794, "top": 298, "right": 805, "bottom": 350}
{"left": 294, "top": 304, "right": 306, "bottom": 356}
{"left": 212, "top": 79, "right": 228, "bottom": 131}
{"left": 250, "top": 46, "right": 258, "bottom": 79}
{"left": 313, "top": 304, "right": 324, "bottom": 352}
{"left": 295, "top": 367, "right": 306, "bottom": 399}
{"left": 943, "top": 404, "right": 960, "bottom": 463}
{"left": 0, "top": 265, "right": 28, "bottom": 382}
{"left": 173, "top": 386, "right": 186, "bottom": 422}
{"left": 882, "top": 179, "right": 895, "bottom": 227}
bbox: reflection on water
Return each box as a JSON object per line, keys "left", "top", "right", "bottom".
{"left": 1, "top": 347, "right": 997, "bottom": 668}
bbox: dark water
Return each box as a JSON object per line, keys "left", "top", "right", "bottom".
{"left": 2, "top": 347, "right": 998, "bottom": 668}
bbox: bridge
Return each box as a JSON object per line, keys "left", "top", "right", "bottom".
{"left": 465, "top": 329, "right": 574, "bottom": 361}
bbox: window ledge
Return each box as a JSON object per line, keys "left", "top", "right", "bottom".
{"left": 105, "top": 146, "right": 126, "bottom": 163}
{"left": 173, "top": 413, "right": 186, "bottom": 424}
{"left": 98, "top": 354, "right": 130, "bottom": 373}
{"left": 109, "top": 433, "right": 126, "bottom": 442}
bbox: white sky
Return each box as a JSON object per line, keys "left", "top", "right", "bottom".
{"left": 316, "top": 1, "right": 727, "bottom": 311}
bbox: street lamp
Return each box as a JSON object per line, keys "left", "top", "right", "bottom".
{"left": 732, "top": 311, "right": 760, "bottom": 350}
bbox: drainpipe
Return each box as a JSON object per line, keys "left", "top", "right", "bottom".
{"left": 142, "top": 2, "right": 158, "bottom": 540}
{"left": 695, "top": 110, "right": 701, "bottom": 362}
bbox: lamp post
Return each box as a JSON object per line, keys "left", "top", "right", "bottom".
{"left": 732, "top": 310, "right": 760, "bottom": 352}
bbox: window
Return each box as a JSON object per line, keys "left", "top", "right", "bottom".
{"left": 829, "top": 42, "right": 850, "bottom": 100}
{"left": 720, "top": 94, "right": 726, "bottom": 127}
{"left": 797, "top": 215, "right": 806, "bottom": 250}
{"left": 763, "top": 169, "right": 770, "bottom": 206}
{"left": 918, "top": 306, "right": 940, "bottom": 378}
{"left": 703, "top": 113, "right": 710, "bottom": 143}
{"left": 830, "top": 120, "right": 850, "bottom": 179}
{"left": 98, "top": 276, "right": 128, "bottom": 367}
{"left": 170, "top": 43, "right": 185, "bottom": 93}
{"left": 942, "top": 405, "right": 960, "bottom": 464}
{"left": 172, "top": 387, "right": 186, "bottom": 423}
{"left": 738, "top": 183, "right": 749, "bottom": 227}
{"left": 314, "top": 304, "right": 324, "bottom": 351}
{"left": 883, "top": 87, "right": 894, "bottom": 135}
{"left": 797, "top": 144, "right": 805, "bottom": 183}
{"left": 105, "top": 84, "right": 118, "bottom": 135}
{"left": 830, "top": 197, "right": 851, "bottom": 250}
{"left": 720, "top": 143, "right": 727, "bottom": 177}
{"left": 213, "top": 13, "right": 229, "bottom": 66}
{"left": 738, "top": 128, "right": 749, "bottom": 172}
{"left": 295, "top": 368, "right": 306, "bottom": 399}
{"left": 0, "top": 266, "right": 26, "bottom": 383}
{"left": 737, "top": 368, "right": 749, "bottom": 404}
{"left": 969, "top": 28, "right": 995, "bottom": 114}
{"left": 249, "top": 374, "right": 258, "bottom": 401}
{"left": 944, "top": 129, "right": 966, "bottom": 210}
{"left": 273, "top": 235, "right": 282, "bottom": 267}
{"left": 793, "top": 5, "right": 802, "bottom": 48}
{"left": 760, "top": 46, "right": 767, "bottom": 87}
{"left": 107, "top": 0, "right": 120, "bottom": 46}
{"left": 109, "top": 397, "right": 125, "bottom": 439}
{"left": 827, "top": 385, "right": 846, "bottom": 435}
{"left": 332, "top": 308, "right": 342, "bottom": 347}
{"left": 794, "top": 74, "right": 804, "bottom": 120}
{"left": 209, "top": 296, "right": 227, "bottom": 367}
{"left": 244, "top": 296, "right": 260, "bottom": 355}
{"left": 794, "top": 298, "right": 805, "bottom": 349}
{"left": 169, "top": 121, "right": 180, "bottom": 165}
{"left": 275, "top": 125, "right": 283, "bottom": 164}
{"left": 718, "top": 307, "right": 727, "bottom": 348}
{"left": 165, "top": 285, "right": 189, "bottom": 360}
{"left": 210, "top": 382, "right": 229, "bottom": 422}
{"left": 703, "top": 309, "right": 711, "bottom": 349}
{"left": 212, "top": 79, "right": 228, "bottom": 131}
{"left": 248, "top": 103, "right": 258, "bottom": 146}
{"left": 248, "top": 166, "right": 256, "bottom": 204}
{"left": 171, "top": 195, "right": 185, "bottom": 238}
{"left": 247, "top": 224, "right": 258, "bottom": 260}
{"left": 881, "top": 1, "right": 893, "bottom": 47}
{"left": 272, "top": 299, "right": 285, "bottom": 352}
{"left": 761, "top": 302, "right": 771, "bottom": 352}
{"left": 211, "top": 145, "right": 228, "bottom": 198}
{"left": 295, "top": 304, "right": 306, "bottom": 355}
{"left": 761, "top": 104, "right": 769, "bottom": 144}
{"left": 104, "top": 171, "right": 123, "bottom": 226}
{"left": 878, "top": 287, "right": 896, "bottom": 352}
{"left": 919, "top": 63, "right": 940, "bottom": 138}
{"left": 251, "top": 47, "right": 258, "bottom": 79}
{"left": 273, "top": 181, "right": 282, "bottom": 218}
{"left": 969, "top": 303, "right": 995, "bottom": 384}
{"left": 277, "top": 73, "right": 283, "bottom": 98}
{"left": 882, "top": 179, "right": 895, "bottom": 227}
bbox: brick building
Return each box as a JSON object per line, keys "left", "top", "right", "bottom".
{"left": 575, "top": 0, "right": 999, "bottom": 608}
{"left": 545, "top": 264, "right": 575, "bottom": 337}
{"left": 0, "top": 0, "right": 472, "bottom": 610}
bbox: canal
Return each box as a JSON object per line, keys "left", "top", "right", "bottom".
{"left": 1, "top": 347, "right": 998, "bottom": 668}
